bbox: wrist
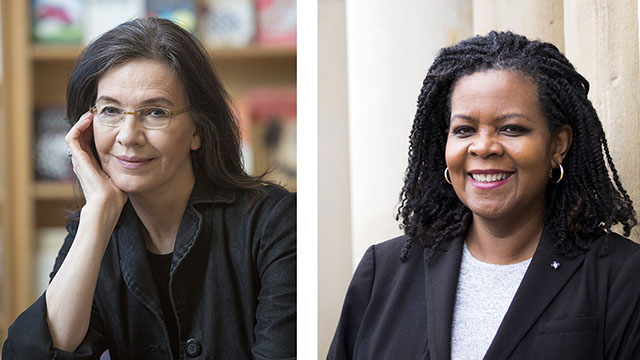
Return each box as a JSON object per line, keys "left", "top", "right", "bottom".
{"left": 81, "top": 200, "right": 123, "bottom": 230}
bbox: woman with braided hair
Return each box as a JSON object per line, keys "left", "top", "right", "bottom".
{"left": 328, "top": 31, "right": 639, "bottom": 359}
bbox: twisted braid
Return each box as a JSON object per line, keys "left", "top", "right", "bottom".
{"left": 398, "top": 31, "right": 637, "bottom": 261}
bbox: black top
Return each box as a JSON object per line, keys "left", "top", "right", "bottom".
{"left": 146, "top": 251, "right": 179, "bottom": 360}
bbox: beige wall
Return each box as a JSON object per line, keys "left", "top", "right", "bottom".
{"left": 473, "top": 0, "right": 564, "bottom": 49}
{"left": 318, "top": 0, "right": 352, "bottom": 357}
{"left": 564, "top": 0, "right": 640, "bottom": 241}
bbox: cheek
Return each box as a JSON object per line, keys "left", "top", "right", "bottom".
{"left": 155, "top": 131, "right": 193, "bottom": 158}
{"left": 444, "top": 139, "right": 465, "bottom": 169}
{"left": 512, "top": 140, "right": 553, "bottom": 172}
{"left": 154, "top": 118, "right": 199, "bottom": 156}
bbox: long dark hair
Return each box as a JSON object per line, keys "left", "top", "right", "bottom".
{"left": 398, "top": 31, "right": 637, "bottom": 261}
{"left": 66, "top": 17, "right": 264, "bottom": 193}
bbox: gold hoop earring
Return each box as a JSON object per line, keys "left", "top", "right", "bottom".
{"left": 551, "top": 164, "right": 564, "bottom": 184}
{"left": 444, "top": 167, "right": 452, "bottom": 185}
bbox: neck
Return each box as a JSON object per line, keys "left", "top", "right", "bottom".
{"left": 129, "top": 175, "right": 195, "bottom": 255}
{"left": 465, "top": 206, "right": 545, "bottom": 265}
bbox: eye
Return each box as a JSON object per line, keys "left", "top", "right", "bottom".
{"left": 500, "top": 125, "right": 530, "bottom": 135}
{"left": 143, "top": 108, "right": 170, "bottom": 117}
{"left": 100, "top": 106, "right": 122, "bottom": 116}
{"left": 451, "top": 126, "right": 476, "bottom": 137}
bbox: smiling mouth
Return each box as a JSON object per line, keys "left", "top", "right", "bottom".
{"left": 114, "top": 155, "right": 153, "bottom": 169}
{"left": 469, "top": 172, "right": 514, "bottom": 183}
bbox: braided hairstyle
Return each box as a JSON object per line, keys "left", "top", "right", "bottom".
{"left": 398, "top": 31, "right": 637, "bottom": 261}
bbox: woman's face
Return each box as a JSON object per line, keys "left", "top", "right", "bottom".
{"left": 445, "top": 70, "right": 571, "bottom": 223}
{"left": 93, "top": 58, "right": 201, "bottom": 195}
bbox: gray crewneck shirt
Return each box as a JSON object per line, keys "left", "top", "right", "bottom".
{"left": 451, "top": 242, "right": 531, "bottom": 359}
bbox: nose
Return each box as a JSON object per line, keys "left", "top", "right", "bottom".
{"left": 115, "top": 114, "right": 146, "bottom": 146}
{"left": 468, "top": 130, "right": 503, "bottom": 158}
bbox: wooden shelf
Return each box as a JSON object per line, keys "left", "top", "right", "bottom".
{"left": 34, "top": 181, "right": 76, "bottom": 200}
{"left": 30, "top": 44, "right": 83, "bottom": 60}
{"left": 209, "top": 45, "right": 296, "bottom": 60}
{"left": 31, "top": 44, "right": 296, "bottom": 61}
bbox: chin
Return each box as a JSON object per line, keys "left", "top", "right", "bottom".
{"left": 465, "top": 202, "right": 511, "bottom": 220}
{"left": 110, "top": 175, "right": 153, "bottom": 194}
{"left": 470, "top": 210, "right": 509, "bottom": 220}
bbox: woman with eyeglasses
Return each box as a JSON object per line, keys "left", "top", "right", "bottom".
{"left": 3, "top": 18, "right": 296, "bottom": 359}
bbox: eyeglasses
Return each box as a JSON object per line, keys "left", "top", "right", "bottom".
{"left": 89, "top": 104, "right": 190, "bottom": 130}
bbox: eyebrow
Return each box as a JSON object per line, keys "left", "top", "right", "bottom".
{"left": 451, "top": 113, "right": 533, "bottom": 122}
{"left": 94, "top": 96, "right": 175, "bottom": 107}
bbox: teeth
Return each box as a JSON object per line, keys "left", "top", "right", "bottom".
{"left": 470, "top": 173, "right": 511, "bottom": 183}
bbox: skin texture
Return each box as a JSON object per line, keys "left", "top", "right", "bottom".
{"left": 93, "top": 58, "right": 201, "bottom": 196}
{"left": 445, "top": 70, "right": 572, "bottom": 264}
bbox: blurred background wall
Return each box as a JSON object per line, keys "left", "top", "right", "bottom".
{"left": 318, "top": 0, "right": 640, "bottom": 357}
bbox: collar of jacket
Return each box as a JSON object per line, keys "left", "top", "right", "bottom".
{"left": 423, "top": 227, "right": 586, "bottom": 360}
{"left": 188, "top": 176, "right": 236, "bottom": 206}
{"left": 112, "top": 175, "right": 235, "bottom": 325}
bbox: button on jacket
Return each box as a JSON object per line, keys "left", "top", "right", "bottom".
{"left": 328, "top": 230, "right": 640, "bottom": 359}
{"left": 3, "top": 179, "right": 296, "bottom": 359}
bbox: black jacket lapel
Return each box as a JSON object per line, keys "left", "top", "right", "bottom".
{"left": 424, "top": 236, "right": 464, "bottom": 360}
{"left": 484, "top": 229, "right": 585, "bottom": 359}
{"left": 116, "top": 202, "right": 164, "bottom": 319}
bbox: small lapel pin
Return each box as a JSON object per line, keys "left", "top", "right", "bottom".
{"left": 551, "top": 261, "right": 560, "bottom": 270}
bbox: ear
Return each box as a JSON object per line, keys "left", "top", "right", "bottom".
{"left": 191, "top": 131, "right": 201, "bottom": 151}
{"left": 550, "top": 124, "right": 572, "bottom": 167}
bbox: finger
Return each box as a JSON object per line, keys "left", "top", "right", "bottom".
{"left": 65, "top": 112, "right": 93, "bottom": 144}
{"left": 65, "top": 112, "right": 93, "bottom": 156}
{"left": 80, "top": 117, "right": 94, "bottom": 147}
{"left": 77, "top": 116, "right": 102, "bottom": 171}
{"left": 66, "top": 113, "right": 101, "bottom": 178}
{"left": 68, "top": 114, "right": 102, "bottom": 172}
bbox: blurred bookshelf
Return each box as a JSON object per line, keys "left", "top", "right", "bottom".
{"left": 34, "top": 181, "right": 75, "bottom": 200}
{"left": 31, "top": 43, "right": 296, "bottom": 60}
{"left": 1, "top": 0, "right": 296, "bottom": 343}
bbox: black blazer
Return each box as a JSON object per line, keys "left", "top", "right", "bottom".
{"left": 328, "top": 229, "right": 640, "bottom": 359}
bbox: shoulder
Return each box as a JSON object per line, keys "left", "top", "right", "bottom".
{"left": 585, "top": 231, "right": 640, "bottom": 263}
{"left": 564, "top": 231, "right": 640, "bottom": 295}
{"left": 353, "top": 235, "right": 424, "bottom": 286}
{"left": 587, "top": 232, "right": 640, "bottom": 279}
{"left": 190, "top": 175, "right": 294, "bottom": 212}
{"left": 227, "top": 185, "right": 295, "bottom": 248}
{"left": 374, "top": 234, "right": 411, "bottom": 253}
{"left": 346, "top": 235, "right": 416, "bottom": 299}
{"left": 594, "top": 231, "right": 640, "bottom": 256}
{"left": 255, "top": 184, "right": 296, "bottom": 206}
{"left": 193, "top": 183, "right": 295, "bottom": 222}
{"left": 330, "top": 235, "right": 430, "bottom": 359}
{"left": 366, "top": 235, "right": 413, "bottom": 264}
{"left": 371, "top": 234, "right": 425, "bottom": 264}
{"left": 230, "top": 185, "right": 296, "bottom": 226}
{"left": 233, "top": 184, "right": 295, "bottom": 209}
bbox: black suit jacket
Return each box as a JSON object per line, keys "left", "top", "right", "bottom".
{"left": 328, "top": 230, "right": 640, "bottom": 359}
